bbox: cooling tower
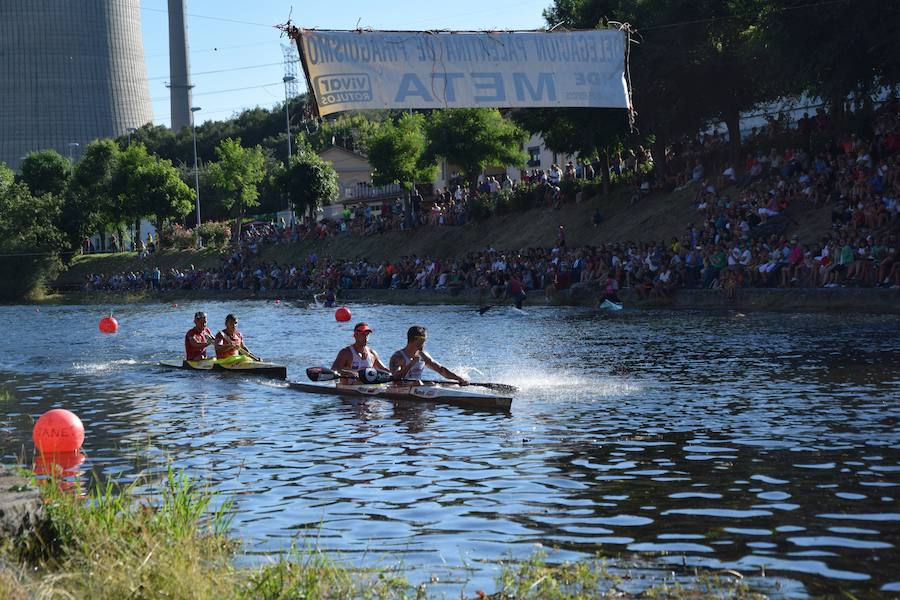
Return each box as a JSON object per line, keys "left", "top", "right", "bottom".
{"left": 0, "top": 0, "right": 154, "bottom": 170}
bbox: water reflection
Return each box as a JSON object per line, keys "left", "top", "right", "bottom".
{"left": 0, "top": 304, "right": 898, "bottom": 596}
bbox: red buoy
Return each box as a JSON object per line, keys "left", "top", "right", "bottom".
{"left": 335, "top": 306, "right": 351, "bottom": 322}
{"left": 99, "top": 316, "right": 118, "bottom": 334}
{"left": 33, "top": 409, "right": 85, "bottom": 453}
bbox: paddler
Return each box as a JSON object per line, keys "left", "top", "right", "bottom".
{"left": 184, "top": 311, "right": 214, "bottom": 361}
{"left": 389, "top": 326, "right": 469, "bottom": 385}
{"left": 507, "top": 272, "right": 526, "bottom": 310}
{"left": 331, "top": 322, "right": 390, "bottom": 382}
{"left": 214, "top": 313, "right": 260, "bottom": 365}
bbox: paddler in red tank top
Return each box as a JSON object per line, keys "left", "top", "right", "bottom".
{"left": 214, "top": 313, "right": 259, "bottom": 365}
{"left": 184, "top": 311, "right": 214, "bottom": 361}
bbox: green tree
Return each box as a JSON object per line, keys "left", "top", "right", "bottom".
{"left": 207, "top": 138, "right": 266, "bottom": 244}
{"left": 16, "top": 150, "right": 72, "bottom": 198}
{"left": 0, "top": 182, "right": 67, "bottom": 299}
{"left": 759, "top": 0, "right": 900, "bottom": 124}
{"left": 423, "top": 109, "right": 528, "bottom": 193}
{"left": 0, "top": 162, "right": 13, "bottom": 191}
{"left": 544, "top": 0, "right": 774, "bottom": 173}
{"left": 302, "top": 112, "right": 384, "bottom": 154}
{"left": 112, "top": 143, "right": 194, "bottom": 244}
{"left": 278, "top": 145, "right": 339, "bottom": 219}
{"left": 61, "top": 139, "right": 121, "bottom": 252}
{"left": 513, "top": 107, "right": 630, "bottom": 193}
{"left": 366, "top": 113, "right": 437, "bottom": 196}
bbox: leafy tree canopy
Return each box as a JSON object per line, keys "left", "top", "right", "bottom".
{"left": 365, "top": 113, "right": 437, "bottom": 189}
{"left": 423, "top": 108, "right": 528, "bottom": 190}
{"left": 16, "top": 150, "right": 72, "bottom": 198}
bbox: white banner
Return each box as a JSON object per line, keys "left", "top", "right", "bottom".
{"left": 293, "top": 29, "right": 630, "bottom": 116}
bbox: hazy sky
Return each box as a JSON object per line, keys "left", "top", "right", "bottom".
{"left": 140, "top": 0, "right": 550, "bottom": 127}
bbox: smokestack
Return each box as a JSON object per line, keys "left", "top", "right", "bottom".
{"left": 168, "top": 0, "right": 193, "bottom": 130}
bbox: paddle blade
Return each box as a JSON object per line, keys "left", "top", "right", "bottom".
{"left": 306, "top": 367, "right": 339, "bottom": 382}
{"left": 478, "top": 305, "right": 493, "bottom": 315}
{"left": 474, "top": 382, "right": 518, "bottom": 394}
{"left": 357, "top": 368, "right": 395, "bottom": 384}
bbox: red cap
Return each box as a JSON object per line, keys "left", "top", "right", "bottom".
{"left": 353, "top": 322, "right": 373, "bottom": 333}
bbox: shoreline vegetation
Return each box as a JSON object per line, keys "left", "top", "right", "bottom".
{"left": 0, "top": 467, "right": 766, "bottom": 599}
{"left": 33, "top": 183, "right": 900, "bottom": 315}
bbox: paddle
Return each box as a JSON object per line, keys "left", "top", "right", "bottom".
{"left": 305, "top": 367, "right": 517, "bottom": 394}
{"left": 306, "top": 367, "right": 395, "bottom": 384}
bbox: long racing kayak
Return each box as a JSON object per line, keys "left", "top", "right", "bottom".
{"left": 288, "top": 381, "right": 512, "bottom": 411}
{"left": 160, "top": 358, "right": 287, "bottom": 380}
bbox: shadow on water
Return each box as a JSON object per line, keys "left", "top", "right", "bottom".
{"left": 1, "top": 303, "right": 899, "bottom": 596}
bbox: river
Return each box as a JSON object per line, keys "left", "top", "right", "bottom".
{"left": 1, "top": 302, "right": 898, "bottom": 597}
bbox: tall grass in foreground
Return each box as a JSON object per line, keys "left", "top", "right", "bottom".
{"left": 0, "top": 469, "right": 767, "bottom": 599}
{"left": 1, "top": 469, "right": 414, "bottom": 599}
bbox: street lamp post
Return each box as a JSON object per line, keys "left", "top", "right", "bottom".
{"left": 191, "top": 106, "right": 202, "bottom": 248}
{"left": 67, "top": 142, "right": 80, "bottom": 162}
{"left": 126, "top": 127, "right": 137, "bottom": 146}
{"left": 282, "top": 76, "right": 295, "bottom": 161}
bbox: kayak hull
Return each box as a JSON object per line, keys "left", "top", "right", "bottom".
{"left": 159, "top": 359, "right": 287, "bottom": 380}
{"left": 289, "top": 381, "right": 512, "bottom": 411}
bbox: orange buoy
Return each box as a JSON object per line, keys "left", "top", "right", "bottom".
{"left": 33, "top": 409, "right": 85, "bottom": 453}
{"left": 99, "top": 315, "right": 118, "bottom": 334}
{"left": 172, "top": 303, "right": 177, "bottom": 308}
{"left": 335, "top": 306, "right": 351, "bottom": 322}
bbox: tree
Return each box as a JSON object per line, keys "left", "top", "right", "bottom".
{"left": 112, "top": 143, "right": 194, "bottom": 242}
{"left": 544, "top": 0, "right": 775, "bottom": 173}
{"left": 0, "top": 162, "right": 13, "bottom": 191}
{"left": 301, "top": 112, "right": 384, "bottom": 154}
{"left": 206, "top": 138, "right": 266, "bottom": 244}
{"left": 513, "top": 107, "right": 630, "bottom": 193}
{"left": 366, "top": 112, "right": 437, "bottom": 195}
{"left": 61, "top": 139, "right": 121, "bottom": 252}
{"left": 759, "top": 0, "right": 900, "bottom": 124}
{"left": 0, "top": 181, "right": 67, "bottom": 299}
{"left": 423, "top": 109, "right": 528, "bottom": 193}
{"left": 278, "top": 146, "right": 339, "bottom": 218}
{"left": 16, "top": 150, "right": 72, "bottom": 198}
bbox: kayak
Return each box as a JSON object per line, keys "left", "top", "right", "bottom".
{"left": 289, "top": 381, "right": 512, "bottom": 411}
{"left": 599, "top": 299, "right": 623, "bottom": 311}
{"left": 159, "top": 358, "right": 287, "bottom": 380}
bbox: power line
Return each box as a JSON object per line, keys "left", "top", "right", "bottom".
{"left": 147, "top": 60, "right": 298, "bottom": 81}
{"left": 133, "top": 0, "right": 277, "bottom": 29}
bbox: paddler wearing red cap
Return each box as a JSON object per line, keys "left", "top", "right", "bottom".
{"left": 331, "top": 322, "right": 390, "bottom": 383}
{"left": 389, "top": 325, "right": 469, "bottom": 385}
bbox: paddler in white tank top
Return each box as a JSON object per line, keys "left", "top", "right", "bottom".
{"left": 331, "top": 322, "right": 390, "bottom": 384}
{"left": 389, "top": 325, "right": 469, "bottom": 385}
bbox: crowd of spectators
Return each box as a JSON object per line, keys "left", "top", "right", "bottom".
{"left": 80, "top": 100, "right": 900, "bottom": 298}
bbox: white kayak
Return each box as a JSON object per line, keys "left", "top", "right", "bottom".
{"left": 599, "top": 299, "right": 624, "bottom": 311}
{"left": 289, "top": 381, "right": 512, "bottom": 411}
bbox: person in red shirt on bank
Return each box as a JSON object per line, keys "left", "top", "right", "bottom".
{"left": 185, "top": 311, "right": 214, "bottom": 361}
{"left": 214, "top": 313, "right": 259, "bottom": 365}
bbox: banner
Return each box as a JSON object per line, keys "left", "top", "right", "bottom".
{"left": 290, "top": 29, "right": 630, "bottom": 116}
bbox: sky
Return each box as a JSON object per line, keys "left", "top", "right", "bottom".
{"left": 140, "top": 0, "right": 551, "bottom": 127}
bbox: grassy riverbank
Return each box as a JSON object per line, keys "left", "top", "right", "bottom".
{"left": 50, "top": 184, "right": 832, "bottom": 292}
{"left": 0, "top": 470, "right": 766, "bottom": 599}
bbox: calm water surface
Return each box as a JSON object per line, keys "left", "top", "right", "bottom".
{"left": 1, "top": 302, "right": 898, "bottom": 597}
